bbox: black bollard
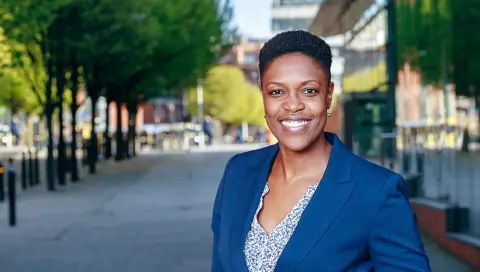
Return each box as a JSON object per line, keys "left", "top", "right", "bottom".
{"left": 0, "top": 162, "right": 4, "bottom": 202}
{"left": 82, "top": 143, "right": 88, "bottom": 166}
{"left": 28, "top": 150, "right": 34, "bottom": 186}
{"left": 35, "top": 151, "right": 40, "bottom": 185}
{"left": 21, "top": 152, "right": 27, "bottom": 190}
{"left": 7, "top": 158, "right": 16, "bottom": 227}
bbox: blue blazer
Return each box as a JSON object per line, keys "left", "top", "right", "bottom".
{"left": 211, "top": 132, "right": 431, "bottom": 272}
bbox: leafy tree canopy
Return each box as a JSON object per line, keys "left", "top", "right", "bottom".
{"left": 396, "top": 0, "right": 480, "bottom": 96}
{"left": 187, "top": 65, "right": 266, "bottom": 128}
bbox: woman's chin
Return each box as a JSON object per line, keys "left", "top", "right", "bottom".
{"left": 278, "top": 138, "right": 313, "bottom": 153}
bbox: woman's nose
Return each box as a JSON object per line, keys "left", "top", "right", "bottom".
{"left": 283, "top": 94, "right": 305, "bottom": 112}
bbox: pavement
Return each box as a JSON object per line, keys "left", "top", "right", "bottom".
{"left": 0, "top": 148, "right": 474, "bottom": 271}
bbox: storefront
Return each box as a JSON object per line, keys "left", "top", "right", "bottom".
{"left": 310, "top": 0, "right": 390, "bottom": 158}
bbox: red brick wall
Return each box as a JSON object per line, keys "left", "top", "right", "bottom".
{"left": 411, "top": 203, "right": 480, "bottom": 270}
{"left": 109, "top": 102, "right": 143, "bottom": 129}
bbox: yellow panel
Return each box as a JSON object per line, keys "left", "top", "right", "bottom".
{"left": 447, "top": 117, "right": 456, "bottom": 126}
{"left": 447, "top": 133, "right": 455, "bottom": 148}
{"left": 343, "top": 60, "right": 388, "bottom": 93}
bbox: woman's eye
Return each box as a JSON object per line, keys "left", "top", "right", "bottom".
{"left": 302, "top": 88, "right": 318, "bottom": 94}
{"left": 269, "top": 90, "right": 283, "bottom": 96}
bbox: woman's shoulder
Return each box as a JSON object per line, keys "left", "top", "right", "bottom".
{"left": 348, "top": 154, "right": 409, "bottom": 202}
{"left": 226, "top": 144, "right": 277, "bottom": 170}
{"left": 349, "top": 154, "right": 405, "bottom": 187}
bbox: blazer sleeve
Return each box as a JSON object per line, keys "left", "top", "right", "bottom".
{"left": 211, "top": 155, "right": 236, "bottom": 272}
{"left": 369, "top": 173, "right": 432, "bottom": 272}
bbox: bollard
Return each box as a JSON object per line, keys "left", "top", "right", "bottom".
{"left": 7, "top": 158, "right": 16, "bottom": 227}
{"left": 0, "top": 162, "right": 4, "bottom": 202}
{"left": 29, "top": 150, "right": 34, "bottom": 186}
{"left": 82, "top": 144, "right": 88, "bottom": 166}
{"left": 21, "top": 152, "right": 27, "bottom": 190}
{"left": 35, "top": 151, "right": 40, "bottom": 185}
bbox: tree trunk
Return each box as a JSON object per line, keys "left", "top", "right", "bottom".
{"left": 70, "top": 64, "right": 79, "bottom": 182}
{"left": 56, "top": 58, "right": 67, "bottom": 186}
{"left": 45, "top": 51, "right": 55, "bottom": 192}
{"left": 87, "top": 64, "right": 101, "bottom": 174}
{"left": 132, "top": 107, "right": 138, "bottom": 157}
{"left": 115, "top": 100, "right": 124, "bottom": 161}
{"left": 126, "top": 113, "right": 133, "bottom": 158}
{"left": 126, "top": 102, "right": 136, "bottom": 158}
{"left": 89, "top": 94, "right": 98, "bottom": 173}
{"left": 46, "top": 103, "right": 55, "bottom": 191}
{"left": 104, "top": 97, "right": 112, "bottom": 159}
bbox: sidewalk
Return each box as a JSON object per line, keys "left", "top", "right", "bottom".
{"left": 140, "top": 143, "right": 267, "bottom": 155}
{"left": 423, "top": 236, "right": 474, "bottom": 271}
{"left": 0, "top": 154, "right": 166, "bottom": 211}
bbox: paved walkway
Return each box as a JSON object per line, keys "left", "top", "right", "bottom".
{"left": 0, "top": 150, "right": 474, "bottom": 271}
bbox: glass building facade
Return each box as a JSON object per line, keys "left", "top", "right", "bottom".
{"left": 271, "top": 0, "right": 323, "bottom": 33}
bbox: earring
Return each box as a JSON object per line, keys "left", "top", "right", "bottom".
{"left": 327, "top": 112, "right": 331, "bottom": 118}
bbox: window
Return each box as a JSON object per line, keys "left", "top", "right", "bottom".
{"left": 331, "top": 48, "right": 340, "bottom": 57}
{"left": 272, "top": 19, "right": 312, "bottom": 32}
{"left": 274, "top": 0, "right": 324, "bottom": 5}
{"left": 243, "top": 53, "right": 257, "bottom": 64}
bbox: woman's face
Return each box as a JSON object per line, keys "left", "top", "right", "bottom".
{"left": 260, "top": 52, "right": 334, "bottom": 152}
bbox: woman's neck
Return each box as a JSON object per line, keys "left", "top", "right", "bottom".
{"left": 275, "top": 135, "right": 332, "bottom": 183}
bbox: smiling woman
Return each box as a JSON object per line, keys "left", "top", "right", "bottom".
{"left": 260, "top": 51, "right": 333, "bottom": 152}
{"left": 211, "top": 30, "right": 431, "bottom": 272}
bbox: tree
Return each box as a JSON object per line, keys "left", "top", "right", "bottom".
{"left": 0, "top": 31, "right": 39, "bottom": 113}
{"left": 110, "top": 0, "right": 235, "bottom": 159}
{"left": 396, "top": 0, "right": 480, "bottom": 131}
{"left": 0, "top": 0, "right": 71, "bottom": 191}
{"left": 244, "top": 84, "right": 266, "bottom": 128}
{"left": 396, "top": 0, "right": 480, "bottom": 94}
{"left": 187, "top": 65, "right": 266, "bottom": 128}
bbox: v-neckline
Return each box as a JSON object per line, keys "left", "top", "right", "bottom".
{"left": 254, "top": 183, "right": 318, "bottom": 237}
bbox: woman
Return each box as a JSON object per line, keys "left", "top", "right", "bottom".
{"left": 211, "top": 30, "right": 430, "bottom": 272}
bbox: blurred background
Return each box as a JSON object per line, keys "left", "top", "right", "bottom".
{"left": 0, "top": 0, "right": 479, "bottom": 271}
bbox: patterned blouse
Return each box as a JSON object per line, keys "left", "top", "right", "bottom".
{"left": 243, "top": 183, "right": 318, "bottom": 272}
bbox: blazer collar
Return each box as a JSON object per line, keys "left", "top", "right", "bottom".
{"left": 275, "top": 132, "right": 356, "bottom": 271}
{"left": 228, "top": 142, "right": 278, "bottom": 271}
{"left": 229, "top": 132, "right": 355, "bottom": 272}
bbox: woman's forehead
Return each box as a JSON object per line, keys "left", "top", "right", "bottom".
{"left": 262, "top": 53, "right": 329, "bottom": 81}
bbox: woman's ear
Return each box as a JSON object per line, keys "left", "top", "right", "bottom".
{"left": 327, "top": 81, "right": 334, "bottom": 108}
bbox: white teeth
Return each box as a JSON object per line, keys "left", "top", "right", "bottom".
{"left": 281, "top": 120, "right": 309, "bottom": 128}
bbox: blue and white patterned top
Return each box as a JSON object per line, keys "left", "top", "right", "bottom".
{"left": 243, "top": 183, "right": 318, "bottom": 272}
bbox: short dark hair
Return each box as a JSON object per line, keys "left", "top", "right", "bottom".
{"left": 259, "top": 30, "right": 332, "bottom": 81}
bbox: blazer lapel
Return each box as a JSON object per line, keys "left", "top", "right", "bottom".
{"left": 229, "top": 144, "right": 279, "bottom": 272}
{"left": 276, "top": 133, "right": 357, "bottom": 272}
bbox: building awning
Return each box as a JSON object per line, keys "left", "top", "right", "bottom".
{"left": 309, "top": 0, "right": 374, "bottom": 37}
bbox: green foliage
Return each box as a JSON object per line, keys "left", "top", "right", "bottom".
{"left": 0, "top": 0, "right": 236, "bottom": 112}
{"left": 0, "top": 0, "right": 72, "bottom": 110}
{"left": 0, "top": 29, "right": 43, "bottom": 113}
{"left": 396, "top": 0, "right": 480, "bottom": 96}
{"left": 127, "top": 0, "right": 235, "bottom": 103}
{"left": 187, "top": 65, "right": 266, "bottom": 127}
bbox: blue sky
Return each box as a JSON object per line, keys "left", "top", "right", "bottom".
{"left": 232, "top": 0, "right": 272, "bottom": 39}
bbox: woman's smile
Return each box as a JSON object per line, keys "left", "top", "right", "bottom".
{"left": 279, "top": 118, "right": 312, "bottom": 134}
